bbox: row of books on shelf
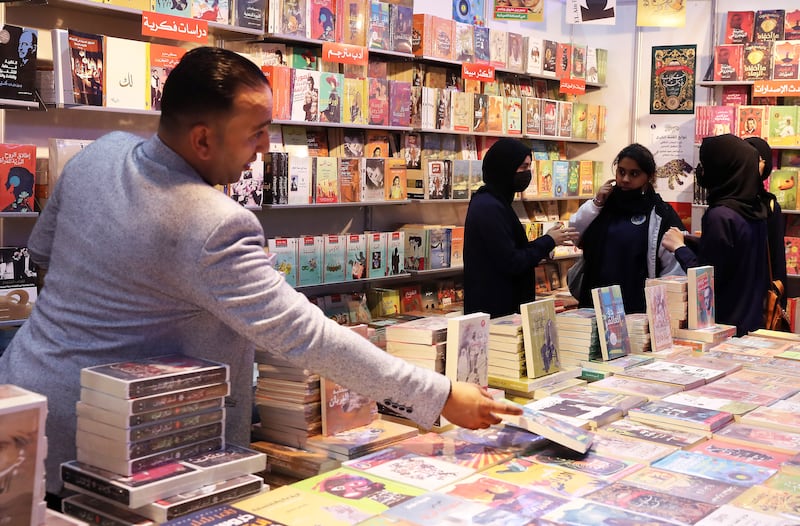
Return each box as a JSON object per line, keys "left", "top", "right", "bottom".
{"left": 694, "top": 150, "right": 800, "bottom": 205}
{"left": 712, "top": 41, "right": 800, "bottom": 82}
{"left": 722, "top": 9, "right": 800, "bottom": 45}
{"left": 101, "top": 0, "right": 263, "bottom": 26}
{"left": 695, "top": 104, "right": 800, "bottom": 146}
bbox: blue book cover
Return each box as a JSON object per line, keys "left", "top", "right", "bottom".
{"left": 473, "top": 26, "right": 490, "bottom": 64}
{"left": 552, "top": 160, "right": 569, "bottom": 198}
{"left": 297, "top": 235, "right": 323, "bottom": 287}
{"left": 652, "top": 450, "right": 776, "bottom": 487}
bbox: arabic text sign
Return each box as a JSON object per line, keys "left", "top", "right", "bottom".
{"left": 559, "top": 78, "right": 586, "bottom": 95}
{"left": 753, "top": 79, "right": 800, "bottom": 97}
{"left": 322, "top": 42, "right": 368, "bottom": 66}
{"left": 142, "top": 12, "right": 209, "bottom": 44}
{"left": 462, "top": 63, "right": 495, "bottom": 82}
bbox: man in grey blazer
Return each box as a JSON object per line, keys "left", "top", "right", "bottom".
{"left": 0, "top": 47, "right": 519, "bottom": 501}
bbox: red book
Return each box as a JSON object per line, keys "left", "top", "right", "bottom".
{"left": 720, "top": 84, "right": 749, "bottom": 106}
{"left": 713, "top": 45, "right": 743, "bottom": 81}
{"left": 0, "top": 144, "right": 36, "bottom": 212}
{"left": 724, "top": 11, "right": 755, "bottom": 44}
{"left": 310, "top": 0, "right": 336, "bottom": 41}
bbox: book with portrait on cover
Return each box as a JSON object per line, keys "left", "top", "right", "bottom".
{"left": 591, "top": 285, "right": 631, "bottom": 361}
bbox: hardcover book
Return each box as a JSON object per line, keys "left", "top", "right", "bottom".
{"left": 687, "top": 265, "right": 715, "bottom": 329}
{"left": 591, "top": 285, "right": 631, "bottom": 361}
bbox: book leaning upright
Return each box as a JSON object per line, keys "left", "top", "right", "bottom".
{"left": 445, "top": 312, "right": 490, "bottom": 386}
{"left": 0, "top": 385, "right": 48, "bottom": 526}
{"left": 591, "top": 285, "right": 631, "bottom": 361}
{"left": 687, "top": 265, "right": 715, "bottom": 330}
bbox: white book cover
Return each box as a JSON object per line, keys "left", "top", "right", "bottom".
{"left": 362, "top": 157, "right": 386, "bottom": 202}
{"left": 48, "top": 138, "right": 93, "bottom": 189}
{"left": 229, "top": 153, "right": 264, "bottom": 210}
{"left": 323, "top": 234, "right": 347, "bottom": 283}
{"left": 287, "top": 156, "right": 312, "bottom": 205}
{"left": 267, "top": 237, "right": 299, "bottom": 286}
{"left": 290, "top": 69, "right": 321, "bottom": 122}
{"left": 0, "top": 385, "right": 48, "bottom": 526}
{"left": 104, "top": 37, "right": 148, "bottom": 110}
{"left": 520, "top": 297, "right": 561, "bottom": 378}
{"left": 688, "top": 265, "right": 715, "bottom": 329}
{"left": 445, "top": 312, "right": 490, "bottom": 386}
{"left": 644, "top": 284, "right": 673, "bottom": 353}
{"left": 343, "top": 448, "right": 475, "bottom": 491}
{"left": 526, "top": 36, "right": 543, "bottom": 75}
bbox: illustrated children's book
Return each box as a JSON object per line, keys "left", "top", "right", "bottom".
{"left": 591, "top": 285, "right": 631, "bottom": 361}
{"left": 687, "top": 266, "right": 715, "bottom": 329}
{"left": 519, "top": 298, "right": 561, "bottom": 379}
{"left": 445, "top": 312, "right": 489, "bottom": 386}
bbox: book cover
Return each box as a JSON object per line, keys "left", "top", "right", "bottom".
{"left": 323, "top": 234, "right": 347, "bottom": 283}
{"left": 103, "top": 37, "right": 148, "bottom": 111}
{"left": 79, "top": 354, "right": 228, "bottom": 399}
{"left": 0, "top": 25, "right": 37, "bottom": 104}
{"left": 453, "top": 21, "right": 473, "bottom": 62}
{"left": 445, "top": 312, "right": 490, "bottom": 386}
{"left": 312, "top": 156, "right": 338, "bottom": 204}
{"left": 524, "top": 396, "right": 621, "bottom": 430}
{"left": 541, "top": 99, "right": 558, "bottom": 137}
{"left": 343, "top": 448, "right": 475, "bottom": 491}
{"left": 297, "top": 235, "right": 323, "bottom": 286}
{"left": 519, "top": 298, "right": 561, "bottom": 379}
{"left": 232, "top": 484, "right": 371, "bottom": 525}
{"left": 501, "top": 404, "right": 593, "bottom": 454}
{"left": 0, "top": 144, "right": 35, "bottom": 213}
{"left": 688, "top": 437, "right": 792, "bottom": 470}
{"left": 68, "top": 29, "right": 104, "bottom": 106}
{"left": 526, "top": 444, "right": 640, "bottom": 482}
{"left": 687, "top": 265, "right": 715, "bottom": 329}
{"left": 743, "top": 42, "right": 772, "bottom": 81}
{"left": 755, "top": 9, "right": 786, "bottom": 42}
{"left": 505, "top": 97, "right": 522, "bottom": 136}
{"left": 61, "top": 494, "right": 157, "bottom": 525}
{"left": 232, "top": 0, "right": 265, "bottom": 29}
{"left": 389, "top": 4, "right": 412, "bottom": 53}
{"left": 599, "top": 417, "right": 710, "bottom": 449}
{"left": 488, "top": 28, "right": 507, "bottom": 68}
{"left": 725, "top": 11, "right": 755, "bottom": 44}
{"left": 427, "top": 226, "right": 450, "bottom": 269}
{"left": 652, "top": 450, "right": 776, "bottom": 487}
{"left": 345, "top": 233, "right": 367, "bottom": 280}
{"left": 551, "top": 160, "right": 568, "bottom": 198}
{"left": 628, "top": 399, "right": 733, "bottom": 432}
{"left": 338, "top": 158, "right": 361, "bottom": 203}
{"left": 368, "top": 77, "right": 389, "bottom": 126}
{"left": 584, "top": 481, "right": 717, "bottom": 525}
{"left": 737, "top": 105, "right": 768, "bottom": 139}
{"left": 589, "top": 432, "right": 677, "bottom": 466}
{"left": 367, "top": 0, "right": 390, "bottom": 50}
{"left": 342, "top": 78, "right": 367, "bottom": 125}
{"left": 482, "top": 460, "right": 607, "bottom": 499}
{"left": 320, "top": 377, "right": 375, "bottom": 436}
{"left": 541, "top": 499, "right": 678, "bottom": 526}
{"left": 623, "top": 466, "right": 746, "bottom": 506}
{"left": 191, "top": 0, "right": 229, "bottom": 23}
{"left": 591, "top": 285, "right": 631, "bottom": 361}
{"left": 340, "top": 0, "right": 367, "bottom": 46}
{"left": 557, "top": 101, "right": 573, "bottom": 138}
{"left": 473, "top": 24, "right": 489, "bottom": 64}
{"left": 362, "top": 157, "right": 385, "bottom": 202}
{"left": 713, "top": 44, "right": 743, "bottom": 81}
{"left": 387, "top": 231, "right": 404, "bottom": 275}
{"left": 149, "top": 44, "right": 185, "bottom": 112}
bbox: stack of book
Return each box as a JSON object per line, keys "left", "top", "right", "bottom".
{"left": 625, "top": 313, "right": 651, "bottom": 354}
{"left": 646, "top": 275, "right": 688, "bottom": 331}
{"left": 250, "top": 440, "right": 341, "bottom": 488}
{"left": 0, "top": 384, "right": 48, "bottom": 526}
{"left": 487, "top": 314, "right": 527, "bottom": 381}
{"left": 555, "top": 308, "right": 601, "bottom": 370}
{"left": 383, "top": 316, "right": 449, "bottom": 375}
{"left": 65, "top": 355, "right": 265, "bottom": 523}
{"left": 305, "top": 419, "right": 420, "bottom": 462}
{"left": 251, "top": 350, "right": 322, "bottom": 450}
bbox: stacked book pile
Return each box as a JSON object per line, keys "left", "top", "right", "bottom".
{"left": 305, "top": 419, "right": 420, "bottom": 462}
{"left": 64, "top": 355, "right": 265, "bottom": 524}
{"left": 487, "top": 314, "right": 526, "bottom": 381}
{"left": 384, "top": 315, "right": 449, "bottom": 375}
{"left": 250, "top": 440, "right": 341, "bottom": 489}
{"left": 251, "top": 350, "right": 322, "bottom": 450}
{"left": 0, "top": 384, "right": 48, "bottom": 526}
{"left": 646, "top": 275, "right": 688, "bottom": 331}
{"left": 555, "top": 308, "right": 601, "bottom": 370}
{"left": 626, "top": 313, "right": 651, "bottom": 353}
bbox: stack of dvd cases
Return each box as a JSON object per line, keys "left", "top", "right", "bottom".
{"left": 61, "top": 354, "right": 266, "bottom": 523}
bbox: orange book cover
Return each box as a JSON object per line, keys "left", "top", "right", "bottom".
{"left": 149, "top": 44, "right": 186, "bottom": 112}
{"left": 430, "top": 15, "right": 454, "bottom": 60}
{"left": 555, "top": 42, "right": 572, "bottom": 79}
{"left": 725, "top": 11, "right": 755, "bottom": 44}
{"left": 713, "top": 44, "right": 743, "bottom": 82}
{"left": 261, "top": 65, "right": 292, "bottom": 121}
{"left": 0, "top": 144, "right": 36, "bottom": 212}
{"left": 338, "top": 0, "right": 367, "bottom": 46}
{"left": 385, "top": 158, "right": 407, "bottom": 201}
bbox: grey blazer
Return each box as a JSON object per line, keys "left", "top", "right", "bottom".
{"left": 0, "top": 132, "right": 450, "bottom": 493}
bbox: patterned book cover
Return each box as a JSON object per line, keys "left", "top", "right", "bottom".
{"left": 731, "top": 485, "right": 800, "bottom": 522}
{"left": 520, "top": 297, "right": 561, "bottom": 379}
{"left": 755, "top": 9, "right": 786, "bottom": 42}
{"left": 714, "top": 423, "right": 800, "bottom": 455}
{"left": 651, "top": 450, "right": 776, "bottom": 487}
{"left": 343, "top": 448, "right": 475, "bottom": 491}
{"left": 591, "top": 285, "right": 632, "bottom": 361}
{"left": 389, "top": 432, "right": 513, "bottom": 471}
{"left": 623, "top": 466, "right": 746, "bottom": 505}
{"left": 687, "top": 266, "right": 715, "bottom": 330}
{"left": 584, "top": 481, "right": 717, "bottom": 524}
{"left": 743, "top": 42, "right": 772, "bottom": 81}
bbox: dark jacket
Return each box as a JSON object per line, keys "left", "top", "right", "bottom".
{"left": 464, "top": 191, "right": 555, "bottom": 318}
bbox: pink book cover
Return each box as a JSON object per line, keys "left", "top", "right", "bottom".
{"left": 687, "top": 437, "right": 793, "bottom": 470}
{"left": 309, "top": 0, "right": 336, "bottom": 41}
{"left": 786, "top": 237, "right": 800, "bottom": 275}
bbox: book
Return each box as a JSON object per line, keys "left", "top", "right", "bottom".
{"left": 343, "top": 448, "right": 475, "bottom": 491}
{"left": 713, "top": 44, "right": 743, "bottom": 81}
{"left": 541, "top": 498, "right": 679, "bottom": 526}
{"left": 623, "top": 466, "right": 746, "bottom": 506}
{"left": 772, "top": 40, "right": 800, "bottom": 81}
{"left": 320, "top": 377, "right": 375, "bottom": 436}
{"left": 103, "top": 37, "right": 148, "bottom": 111}
{"left": 0, "top": 143, "right": 36, "bottom": 213}
{"left": 598, "top": 417, "right": 711, "bottom": 449}
{"left": 615, "top": 360, "right": 726, "bottom": 390}
{"left": 755, "top": 9, "right": 786, "bottom": 42}
{"left": 687, "top": 266, "right": 715, "bottom": 330}
{"left": 62, "top": 493, "right": 156, "bottom": 525}
{"left": 77, "top": 406, "right": 224, "bottom": 443}
{"left": 652, "top": 450, "right": 776, "bottom": 487}
{"left": 585, "top": 481, "right": 718, "bottom": 524}
{"left": 523, "top": 396, "right": 622, "bottom": 430}
{"left": 715, "top": 422, "right": 800, "bottom": 455}
{"left": 687, "top": 437, "right": 792, "bottom": 470}
{"left": 588, "top": 375, "right": 683, "bottom": 401}
{"left": 739, "top": 399, "right": 800, "bottom": 434}
{"left": 500, "top": 403, "right": 594, "bottom": 453}
{"left": 362, "top": 158, "right": 386, "bottom": 202}
{"left": 67, "top": 29, "right": 104, "bottom": 106}
{"left": 79, "top": 354, "right": 228, "bottom": 399}
{"left": 591, "top": 285, "right": 631, "bottom": 361}
{"left": 589, "top": 432, "right": 677, "bottom": 465}
{"left": 519, "top": 298, "right": 561, "bottom": 379}
{"left": 725, "top": 11, "right": 755, "bottom": 43}
{"left": 0, "top": 25, "right": 37, "bottom": 105}
{"left": 445, "top": 312, "right": 490, "bottom": 386}
{"left": 267, "top": 237, "right": 298, "bottom": 286}
{"left": 526, "top": 444, "right": 642, "bottom": 482}
{"left": 696, "top": 505, "right": 797, "bottom": 525}
{"left": 628, "top": 400, "right": 733, "bottom": 432}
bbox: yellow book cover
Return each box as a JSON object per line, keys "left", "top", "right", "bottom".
{"left": 637, "top": 0, "right": 686, "bottom": 27}
{"left": 233, "top": 484, "right": 372, "bottom": 525}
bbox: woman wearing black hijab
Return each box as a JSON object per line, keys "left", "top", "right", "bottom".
{"left": 663, "top": 134, "right": 768, "bottom": 336}
{"left": 746, "top": 136, "right": 787, "bottom": 306}
{"left": 463, "top": 138, "right": 578, "bottom": 318}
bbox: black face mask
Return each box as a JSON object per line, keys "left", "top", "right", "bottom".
{"left": 512, "top": 170, "right": 532, "bottom": 192}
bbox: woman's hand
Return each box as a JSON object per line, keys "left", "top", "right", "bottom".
{"left": 593, "top": 178, "right": 615, "bottom": 206}
{"left": 661, "top": 226, "right": 686, "bottom": 252}
{"left": 546, "top": 224, "right": 579, "bottom": 246}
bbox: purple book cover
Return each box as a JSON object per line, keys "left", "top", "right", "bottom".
{"left": 389, "top": 81, "right": 411, "bottom": 127}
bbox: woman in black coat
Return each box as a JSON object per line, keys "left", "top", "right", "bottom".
{"left": 463, "top": 138, "right": 578, "bottom": 318}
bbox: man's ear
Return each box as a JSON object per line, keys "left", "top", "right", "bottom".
{"left": 188, "top": 124, "right": 213, "bottom": 161}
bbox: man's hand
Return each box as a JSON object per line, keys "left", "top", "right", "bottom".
{"left": 441, "top": 382, "right": 522, "bottom": 429}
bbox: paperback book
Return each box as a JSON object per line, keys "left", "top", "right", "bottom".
{"left": 591, "top": 285, "right": 631, "bottom": 361}
{"left": 688, "top": 265, "right": 715, "bottom": 330}
{"left": 500, "top": 403, "right": 593, "bottom": 453}
{"left": 445, "top": 312, "right": 490, "bottom": 386}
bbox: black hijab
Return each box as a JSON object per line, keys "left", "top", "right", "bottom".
{"left": 698, "top": 134, "right": 767, "bottom": 221}
{"left": 477, "top": 138, "right": 531, "bottom": 205}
